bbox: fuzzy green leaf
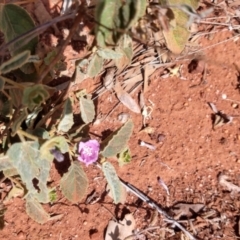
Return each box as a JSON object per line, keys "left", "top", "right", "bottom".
{"left": 101, "top": 119, "right": 134, "bottom": 157}
{"left": 115, "top": 34, "right": 133, "bottom": 70}
{"left": 60, "top": 161, "right": 88, "bottom": 203}
{"left": 95, "top": 0, "right": 121, "bottom": 47}
{"left": 40, "top": 136, "right": 69, "bottom": 161}
{"left": 22, "top": 84, "right": 52, "bottom": 111}
{"left": 161, "top": 0, "right": 198, "bottom": 54}
{"left": 74, "top": 59, "right": 89, "bottom": 82}
{"left": 0, "top": 155, "right": 14, "bottom": 171}
{"left": 79, "top": 96, "right": 95, "bottom": 124}
{"left": 95, "top": 0, "right": 146, "bottom": 47}
{"left": 3, "top": 168, "right": 18, "bottom": 178}
{"left": 7, "top": 141, "right": 51, "bottom": 203}
{"left": 25, "top": 194, "right": 50, "bottom": 224}
{"left": 57, "top": 98, "right": 74, "bottom": 132}
{"left": 102, "top": 162, "right": 124, "bottom": 204}
{"left": 119, "top": 0, "right": 146, "bottom": 30}
{"left": 87, "top": 53, "right": 103, "bottom": 78}
{"left": 0, "top": 4, "right": 38, "bottom": 55}
{"left": 9, "top": 87, "right": 23, "bottom": 108}
{"left": 97, "top": 49, "right": 123, "bottom": 59}
{"left": 0, "top": 50, "right": 30, "bottom": 74}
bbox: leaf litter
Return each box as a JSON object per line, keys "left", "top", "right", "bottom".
{"left": 105, "top": 213, "right": 136, "bottom": 240}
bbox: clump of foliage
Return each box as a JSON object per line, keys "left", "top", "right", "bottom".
{"left": 0, "top": 0, "right": 198, "bottom": 225}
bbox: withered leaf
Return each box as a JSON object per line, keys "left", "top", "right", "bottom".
{"left": 171, "top": 203, "right": 205, "bottom": 219}
{"left": 114, "top": 81, "right": 141, "bottom": 114}
{"left": 105, "top": 213, "right": 136, "bottom": 240}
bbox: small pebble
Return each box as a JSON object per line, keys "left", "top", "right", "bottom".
{"left": 157, "top": 134, "right": 166, "bottom": 143}
{"left": 117, "top": 113, "right": 129, "bottom": 123}
{"left": 232, "top": 103, "right": 238, "bottom": 109}
{"left": 222, "top": 94, "right": 227, "bottom": 99}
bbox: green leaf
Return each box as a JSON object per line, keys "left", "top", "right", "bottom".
{"left": 9, "top": 87, "right": 23, "bottom": 109}
{"left": 102, "top": 162, "right": 125, "bottom": 204}
{"left": 74, "top": 59, "right": 89, "bottom": 82}
{"left": 95, "top": 0, "right": 146, "bottom": 47}
{"left": 95, "top": 0, "right": 121, "bottom": 47}
{"left": 40, "top": 136, "right": 69, "bottom": 161}
{"left": 97, "top": 48, "right": 123, "bottom": 59}
{"left": 115, "top": 34, "right": 133, "bottom": 70}
{"left": 7, "top": 141, "right": 51, "bottom": 203}
{"left": 79, "top": 96, "right": 95, "bottom": 124}
{"left": 87, "top": 53, "right": 103, "bottom": 78}
{"left": 117, "top": 147, "right": 131, "bottom": 166}
{"left": 3, "top": 168, "right": 18, "bottom": 178}
{"left": 25, "top": 194, "right": 50, "bottom": 224}
{"left": 60, "top": 161, "right": 88, "bottom": 203}
{"left": 101, "top": 119, "right": 134, "bottom": 157}
{"left": 0, "top": 155, "right": 14, "bottom": 171}
{"left": 57, "top": 98, "right": 74, "bottom": 132}
{"left": 0, "top": 50, "right": 30, "bottom": 74}
{"left": 161, "top": 0, "right": 198, "bottom": 54}
{"left": 119, "top": 0, "right": 146, "bottom": 30}
{"left": 22, "top": 84, "right": 52, "bottom": 111}
{"left": 0, "top": 3, "right": 38, "bottom": 55}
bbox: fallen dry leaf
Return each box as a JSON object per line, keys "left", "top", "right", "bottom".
{"left": 218, "top": 173, "right": 240, "bottom": 192}
{"left": 103, "top": 67, "right": 116, "bottom": 91}
{"left": 208, "top": 102, "right": 233, "bottom": 129}
{"left": 105, "top": 213, "right": 136, "bottom": 240}
{"left": 114, "top": 81, "right": 141, "bottom": 114}
{"left": 172, "top": 203, "right": 205, "bottom": 220}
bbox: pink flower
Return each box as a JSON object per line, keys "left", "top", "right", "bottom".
{"left": 78, "top": 139, "right": 100, "bottom": 166}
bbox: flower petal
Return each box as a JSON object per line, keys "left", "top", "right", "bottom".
{"left": 77, "top": 139, "right": 100, "bottom": 166}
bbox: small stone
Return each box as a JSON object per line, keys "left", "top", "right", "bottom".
{"left": 232, "top": 103, "right": 238, "bottom": 109}
{"left": 222, "top": 94, "right": 227, "bottom": 99}
{"left": 83, "top": 221, "right": 87, "bottom": 225}
{"left": 157, "top": 134, "right": 166, "bottom": 143}
{"left": 148, "top": 186, "right": 153, "bottom": 191}
{"left": 117, "top": 113, "right": 129, "bottom": 123}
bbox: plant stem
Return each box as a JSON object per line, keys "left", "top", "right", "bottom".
{"left": 17, "top": 129, "right": 38, "bottom": 141}
{"left": 2, "top": 76, "right": 25, "bottom": 90}
{"left": 37, "top": 4, "right": 86, "bottom": 83}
